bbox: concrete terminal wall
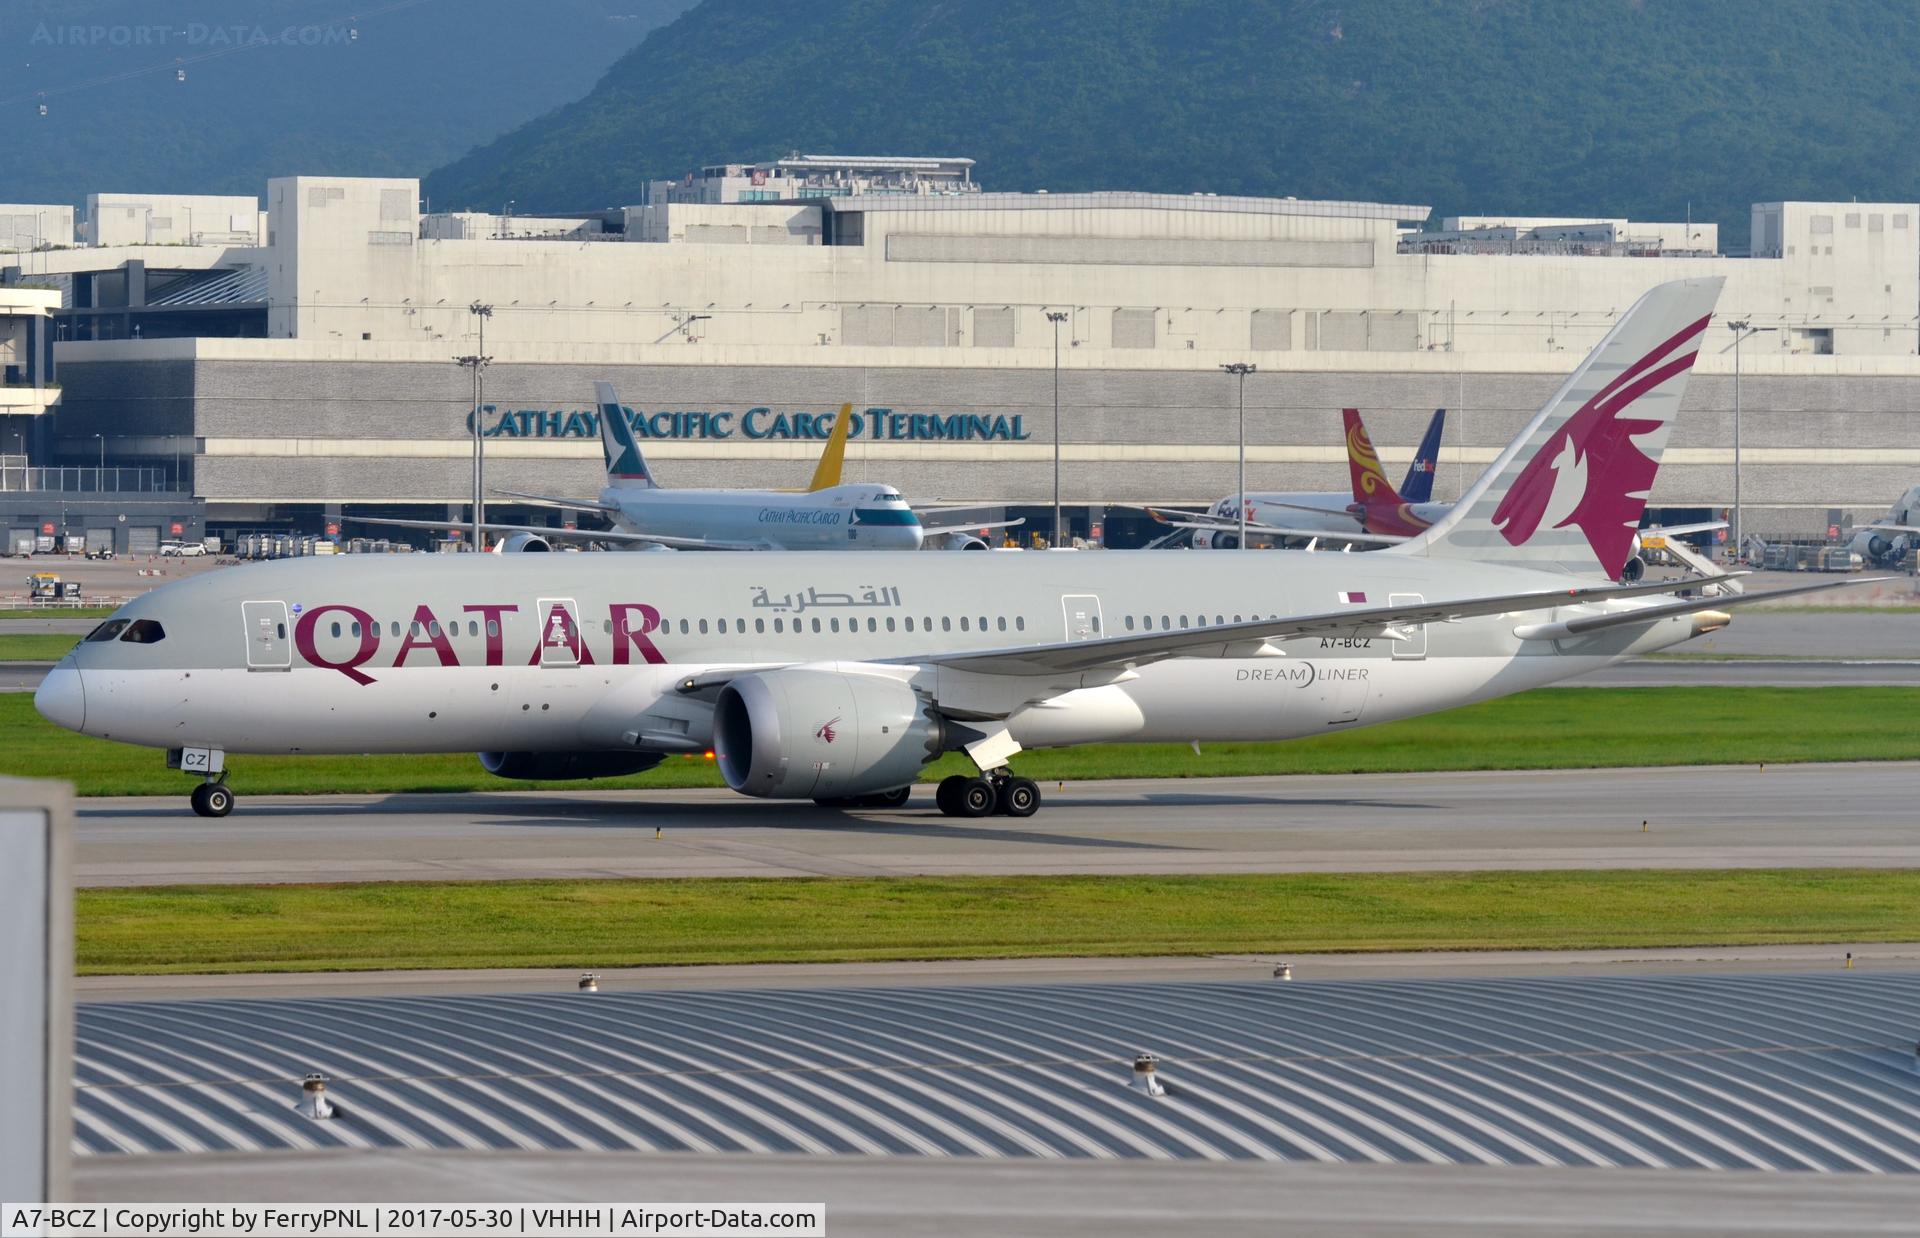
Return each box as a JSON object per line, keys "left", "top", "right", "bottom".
{"left": 50, "top": 356, "right": 1920, "bottom": 535}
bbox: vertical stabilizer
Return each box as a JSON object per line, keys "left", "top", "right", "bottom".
{"left": 1398, "top": 408, "right": 1447, "bottom": 503}
{"left": 806, "top": 403, "right": 855, "bottom": 492}
{"left": 1390, "top": 277, "right": 1723, "bottom": 578}
{"left": 1344, "top": 408, "right": 1405, "bottom": 506}
{"left": 595, "top": 381, "right": 657, "bottom": 489}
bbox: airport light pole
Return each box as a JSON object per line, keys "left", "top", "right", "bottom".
{"left": 456, "top": 303, "right": 494, "bottom": 549}
{"left": 1046, "top": 310, "right": 1069, "bottom": 545}
{"left": 1221, "top": 363, "right": 1256, "bottom": 549}
{"left": 1723, "top": 321, "right": 1774, "bottom": 560}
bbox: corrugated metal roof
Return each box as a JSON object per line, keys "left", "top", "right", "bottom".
{"left": 73, "top": 972, "right": 1920, "bottom": 1169}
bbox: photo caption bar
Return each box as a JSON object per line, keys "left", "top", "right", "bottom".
{"left": 3, "top": 1203, "right": 825, "bottom": 1238}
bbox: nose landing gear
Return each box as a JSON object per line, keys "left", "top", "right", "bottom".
{"left": 171, "top": 746, "right": 233, "bottom": 817}
{"left": 189, "top": 778, "right": 234, "bottom": 818}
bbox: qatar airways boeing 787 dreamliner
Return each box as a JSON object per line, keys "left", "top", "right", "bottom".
{"left": 38, "top": 277, "right": 1864, "bottom": 819}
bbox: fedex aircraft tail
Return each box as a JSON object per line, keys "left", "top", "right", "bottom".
{"left": 1398, "top": 408, "right": 1447, "bottom": 504}
{"left": 595, "top": 381, "right": 657, "bottom": 490}
{"left": 1344, "top": 408, "right": 1405, "bottom": 508}
{"left": 1391, "top": 277, "right": 1724, "bottom": 578}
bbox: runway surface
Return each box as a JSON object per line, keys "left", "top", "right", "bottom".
{"left": 75, "top": 761, "right": 1920, "bottom": 886}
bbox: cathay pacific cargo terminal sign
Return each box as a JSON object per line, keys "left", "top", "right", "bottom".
{"left": 468, "top": 405, "right": 1032, "bottom": 442}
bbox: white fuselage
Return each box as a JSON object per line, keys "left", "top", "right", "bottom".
{"left": 43, "top": 550, "right": 1707, "bottom": 761}
{"left": 599, "top": 483, "right": 925, "bottom": 551}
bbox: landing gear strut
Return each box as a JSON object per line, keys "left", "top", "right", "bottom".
{"left": 935, "top": 771, "right": 1040, "bottom": 818}
{"left": 189, "top": 777, "right": 234, "bottom": 818}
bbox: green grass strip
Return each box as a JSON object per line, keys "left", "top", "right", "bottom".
{"left": 5, "top": 686, "right": 1914, "bottom": 796}
{"left": 0, "top": 607, "right": 115, "bottom": 620}
{"left": 0, "top": 633, "right": 80, "bottom": 662}
{"left": 75, "top": 870, "right": 1920, "bottom": 975}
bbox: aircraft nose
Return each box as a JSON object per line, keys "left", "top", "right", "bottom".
{"left": 35, "top": 664, "right": 85, "bottom": 734}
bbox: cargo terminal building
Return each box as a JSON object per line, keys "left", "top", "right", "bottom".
{"left": 7, "top": 166, "right": 1920, "bottom": 545}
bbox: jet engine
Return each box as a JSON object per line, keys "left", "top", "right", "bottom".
{"left": 942, "top": 533, "right": 990, "bottom": 551}
{"left": 478, "top": 750, "right": 665, "bottom": 780}
{"left": 492, "top": 533, "right": 552, "bottom": 553}
{"left": 713, "top": 669, "right": 945, "bottom": 799}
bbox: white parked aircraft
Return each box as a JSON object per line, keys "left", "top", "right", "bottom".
{"left": 41, "top": 278, "right": 1864, "bottom": 820}
{"left": 1848, "top": 486, "right": 1920, "bottom": 567}
{"left": 365, "top": 382, "right": 1014, "bottom": 552}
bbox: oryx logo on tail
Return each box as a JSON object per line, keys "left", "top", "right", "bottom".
{"left": 1491, "top": 313, "right": 1711, "bottom": 574}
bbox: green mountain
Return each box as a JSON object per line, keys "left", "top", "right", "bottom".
{"left": 1, "top": 0, "right": 694, "bottom": 207}
{"left": 427, "top": 0, "right": 1920, "bottom": 245}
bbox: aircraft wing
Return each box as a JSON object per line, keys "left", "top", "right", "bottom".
{"left": 1859, "top": 522, "right": 1920, "bottom": 536}
{"left": 489, "top": 488, "right": 620, "bottom": 513}
{"left": 1511, "top": 577, "right": 1888, "bottom": 640}
{"left": 1640, "top": 520, "right": 1727, "bottom": 538}
{"left": 915, "top": 575, "right": 1750, "bottom": 678}
{"left": 347, "top": 516, "right": 767, "bottom": 552}
{"left": 922, "top": 518, "right": 1025, "bottom": 538}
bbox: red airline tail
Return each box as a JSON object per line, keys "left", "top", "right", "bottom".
{"left": 1344, "top": 408, "right": 1405, "bottom": 508}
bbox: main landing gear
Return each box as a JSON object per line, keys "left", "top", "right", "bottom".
{"left": 935, "top": 771, "right": 1040, "bottom": 819}
{"left": 189, "top": 778, "right": 234, "bottom": 818}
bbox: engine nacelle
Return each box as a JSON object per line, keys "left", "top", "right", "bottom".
{"left": 478, "top": 750, "right": 665, "bottom": 781}
{"left": 943, "top": 533, "right": 989, "bottom": 551}
{"left": 492, "top": 532, "right": 552, "bottom": 553}
{"left": 713, "top": 669, "right": 944, "bottom": 799}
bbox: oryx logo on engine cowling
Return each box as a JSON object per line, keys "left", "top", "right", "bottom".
{"left": 815, "top": 716, "right": 841, "bottom": 744}
{"left": 1492, "top": 313, "right": 1710, "bottom": 575}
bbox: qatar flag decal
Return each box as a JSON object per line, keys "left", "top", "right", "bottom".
{"left": 1339, "top": 591, "right": 1368, "bottom": 604}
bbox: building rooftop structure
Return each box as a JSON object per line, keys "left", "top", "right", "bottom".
{"left": 652, "top": 152, "right": 980, "bottom": 206}
{"left": 0, "top": 205, "right": 77, "bottom": 254}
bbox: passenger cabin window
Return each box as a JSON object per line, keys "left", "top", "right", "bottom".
{"left": 85, "top": 619, "right": 130, "bottom": 642}
{"left": 1016, "top": 617, "right": 1025, "bottom": 632}
{"left": 120, "top": 619, "right": 166, "bottom": 644}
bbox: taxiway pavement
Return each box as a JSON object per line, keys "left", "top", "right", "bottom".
{"left": 75, "top": 760, "right": 1920, "bottom": 886}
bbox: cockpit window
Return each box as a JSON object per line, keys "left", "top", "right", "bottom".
{"left": 85, "top": 619, "right": 131, "bottom": 642}
{"left": 119, "top": 619, "right": 166, "bottom": 644}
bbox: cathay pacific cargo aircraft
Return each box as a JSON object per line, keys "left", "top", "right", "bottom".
{"left": 368, "top": 382, "right": 1015, "bottom": 552}
{"left": 41, "top": 278, "right": 1865, "bottom": 820}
